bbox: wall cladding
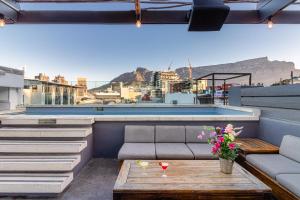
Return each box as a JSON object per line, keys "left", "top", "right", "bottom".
{"left": 240, "top": 84, "right": 300, "bottom": 110}
{"left": 229, "top": 85, "right": 300, "bottom": 146}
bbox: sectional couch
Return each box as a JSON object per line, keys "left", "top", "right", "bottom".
{"left": 118, "top": 125, "right": 215, "bottom": 160}
{"left": 245, "top": 135, "right": 300, "bottom": 200}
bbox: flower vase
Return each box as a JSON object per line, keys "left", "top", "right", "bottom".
{"left": 219, "top": 158, "right": 234, "bottom": 174}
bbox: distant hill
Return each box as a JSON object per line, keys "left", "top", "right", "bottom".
{"left": 89, "top": 57, "right": 300, "bottom": 91}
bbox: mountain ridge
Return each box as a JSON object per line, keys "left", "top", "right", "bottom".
{"left": 90, "top": 57, "right": 300, "bottom": 91}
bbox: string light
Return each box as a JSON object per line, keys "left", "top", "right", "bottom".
{"left": 0, "top": 14, "right": 5, "bottom": 27}
{"left": 136, "top": 19, "right": 141, "bottom": 28}
{"left": 135, "top": 0, "right": 141, "bottom": 28}
{"left": 267, "top": 18, "right": 273, "bottom": 29}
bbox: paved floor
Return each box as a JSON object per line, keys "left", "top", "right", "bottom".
{"left": 1, "top": 158, "right": 119, "bottom": 200}
{"left": 56, "top": 158, "right": 119, "bottom": 200}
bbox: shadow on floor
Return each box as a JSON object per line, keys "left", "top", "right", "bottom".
{"left": 56, "top": 158, "right": 119, "bottom": 200}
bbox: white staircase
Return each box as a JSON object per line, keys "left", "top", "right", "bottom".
{"left": 0, "top": 173, "right": 73, "bottom": 194}
{"left": 0, "top": 155, "right": 81, "bottom": 172}
{"left": 0, "top": 126, "right": 92, "bottom": 196}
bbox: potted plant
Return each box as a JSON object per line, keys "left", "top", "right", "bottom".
{"left": 199, "top": 124, "right": 243, "bottom": 174}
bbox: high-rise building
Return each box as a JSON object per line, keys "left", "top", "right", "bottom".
{"left": 76, "top": 77, "right": 88, "bottom": 98}
{"left": 53, "top": 75, "right": 68, "bottom": 85}
{"left": 152, "top": 70, "right": 181, "bottom": 97}
{"left": 34, "top": 73, "right": 49, "bottom": 82}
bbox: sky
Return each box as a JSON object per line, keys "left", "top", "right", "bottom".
{"left": 1, "top": 3, "right": 300, "bottom": 84}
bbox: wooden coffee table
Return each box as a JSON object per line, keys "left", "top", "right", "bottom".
{"left": 113, "top": 160, "right": 272, "bottom": 200}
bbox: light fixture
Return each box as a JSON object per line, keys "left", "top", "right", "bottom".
{"left": 267, "top": 18, "right": 273, "bottom": 29}
{"left": 136, "top": 20, "right": 141, "bottom": 28}
{"left": 188, "top": 0, "right": 230, "bottom": 31}
{"left": 135, "top": 0, "right": 141, "bottom": 28}
{"left": 0, "top": 14, "right": 5, "bottom": 27}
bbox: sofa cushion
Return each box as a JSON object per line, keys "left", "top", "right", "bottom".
{"left": 186, "top": 143, "right": 215, "bottom": 159}
{"left": 124, "top": 126, "right": 155, "bottom": 143}
{"left": 279, "top": 135, "right": 300, "bottom": 163}
{"left": 246, "top": 154, "right": 300, "bottom": 179}
{"left": 155, "top": 126, "right": 185, "bottom": 143}
{"left": 156, "top": 143, "right": 194, "bottom": 159}
{"left": 186, "top": 126, "right": 215, "bottom": 143}
{"left": 276, "top": 174, "right": 300, "bottom": 197}
{"left": 118, "top": 143, "right": 156, "bottom": 160}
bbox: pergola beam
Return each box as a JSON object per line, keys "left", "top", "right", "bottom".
{"left": 257, "top": 0, "right": 297, "bottom": 22}
{"left": 9, "top": 10, "right": 300, "bottom": 24}
{"left": 0, "top": 0, "right": 20, "bottom": 22}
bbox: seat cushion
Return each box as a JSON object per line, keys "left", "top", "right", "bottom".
{"left": 276, "top": 174, "right": 300, "bottom": 197}
{"left": 246, "top": 154, "right": 300, "bottom": 179}
{"left": 280, "top": 135, "right": 300, "bottom": 163}
{"left": 124, "top": 126, "right": 155, "bottom": 143}
{"left": 185, "top": 126, "right": 215, "bottom": 143}
{"left": 155, "top": 143, "right": 194, "bottom": 160}
{"left": 118, "top": 143, "right": 156, "bottom": 160}
{"left": 155, "top": 126, "right": 185, "bottom": 143}
{"left": 187, "top": 143, "right": 215, "bottom": 159}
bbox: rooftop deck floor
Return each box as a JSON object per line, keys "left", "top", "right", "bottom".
{"left": 3, "top": 158, "right": 119, "bottom": 200}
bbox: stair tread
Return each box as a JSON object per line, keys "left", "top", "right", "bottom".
{"left": 0, "top": 127, "right": 92, "bottom": 138}
{"left": 0, "top": 140, "right": 87, "bottom": 153}
{"left": 0, "top": 172, "right": 73, "bottom": 194}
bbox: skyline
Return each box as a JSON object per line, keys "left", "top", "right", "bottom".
{"left": 1, "top": 23, "right": 300, "bottom": 82}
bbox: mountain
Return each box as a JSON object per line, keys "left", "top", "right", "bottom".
{"left": 177, "top": 57, "right": 300, "bottom": 85}
{"left": 90, "top": 57, "right": 300, "bottom": 91}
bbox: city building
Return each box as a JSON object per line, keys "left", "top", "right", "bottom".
{"left": 0, "top": 66, "right": 24, "bottom": 111}
{"left": 53, "top": 75, "right": 68, "bottom": 85}
{"left": 152, "top": 70, "right": 181, "bottom": 97}
{"left": 76, "top": 77, "right": 88, "bottom": 99}
{"left": 23, "top": 74, "right": 79, "bottom": 106}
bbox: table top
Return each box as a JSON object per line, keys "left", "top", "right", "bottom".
{"left": 114, "top": 160, "right": 271, "bottom": 194}
{"left": 235, "top": 138, "right": 279, "bottom": 155}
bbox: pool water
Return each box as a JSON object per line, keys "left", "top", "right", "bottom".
{"left": 24, "top": 106, "right": 251, "bottom": 115}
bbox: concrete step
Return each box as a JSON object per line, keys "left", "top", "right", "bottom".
{"left": 0, "top": 140, "right": 87, "bottom": 153}
{"left": 0, "top": 127, "right": 92, "bottom": 138}
{"left": 0, "top": 172, "right": 73, "bottom": 194}
{"left": 0, "top": 155, "right": 81, "bottom": 172}
{"left": 0, "top": 117, "right": 94, "bottom": 125}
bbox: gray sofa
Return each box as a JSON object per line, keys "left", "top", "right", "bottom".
{"left": 246, "top": 135, "right": 300, "bottom": 198}
{"left": 118, "top": 125, "right": 215, "bottom": 160}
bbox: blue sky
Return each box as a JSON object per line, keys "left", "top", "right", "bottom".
{"left": 0, "top": 3, "right": 300, "bottom": 82}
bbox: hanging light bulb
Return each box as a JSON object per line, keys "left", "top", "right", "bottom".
{"left": 136, "top": 19, "right": 141, "bottom": 28}
{"left": 267, "top": 18, "right": 273, "bottom": 29}
{"left": 0, "top": 14, "right": 5, "bottom": 27}
{"left": 135, "top": 0, "right": 141, "bottom": 28}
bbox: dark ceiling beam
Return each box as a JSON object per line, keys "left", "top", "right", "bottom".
{"left": 257, "top": 0, "right": 297, "bottom": 22}
{"left": 14, "top": 10, "right": 300, "bottom": 24}
{"left": 0, "top": 0, "right": 20, "bottom": 22}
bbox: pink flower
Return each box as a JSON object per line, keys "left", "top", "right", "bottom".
{"left": 225, "top": 124, "right": 233, "bottom": 133}
{"left": 218, "top": 136, "right": 224, "bottom": 143}
{"left": 229, "top": 143, "right": 236, "bottom": 150}
{"left": 212, "top": 146, "right": 218, "bottom": 154}
{"left": 197, "top": 134, "right": 203, "bottom": 140}
{"left": 215, "top": 142, "right": 221, "bottom": 149}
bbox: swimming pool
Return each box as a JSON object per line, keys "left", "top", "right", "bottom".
{"left": 24, "top": 105, "right": 252, "bottom": 115}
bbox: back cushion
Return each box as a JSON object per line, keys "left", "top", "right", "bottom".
{"left": 155, "top": 126, "right": 185, "bottom": 143}
{"left": 186, "top": 126, "right": 214, "bottom": 143}
{"left": 280, "top": 135, "right": 300, "bottom": 163}
{"left": 125, "top": 126, "right": 155, "bottom": 143}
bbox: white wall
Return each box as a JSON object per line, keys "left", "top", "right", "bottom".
{"left": 0, "top": 73, "right": 24, "bottom": 88}
{"left": 9, "top": 88, "right": 22, "bottom": 110}
{"left": 165, "top": 93, "right": 195, "bottom": 104}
